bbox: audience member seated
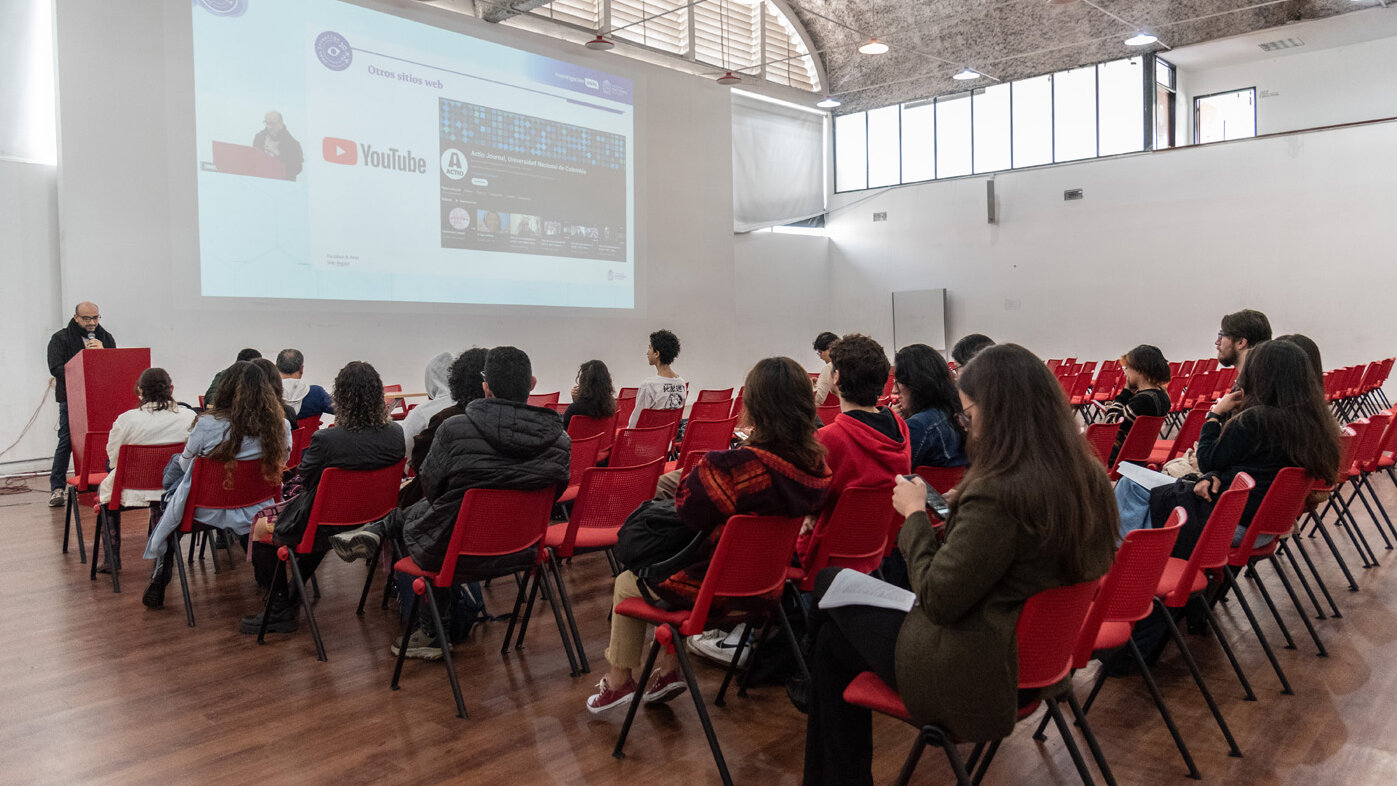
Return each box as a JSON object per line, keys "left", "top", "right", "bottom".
{"left": 563, "top": 359, "right": 617, "bottom": 430}
{"left": 950, "top": 333, "right": 994, "bottom": 367}
{"left": 249, "top": 358, "right": 300, "bottom": 430}
{"left": 400, "top": 350, "right": 458, "bottom": 455}
{"left": 204, "top": 348, "right": 261, "bottom": 406}
{"left": 1101, "top": 344, "right": 1171, "bottom": 465}
{"left": 142, "top": 361, "right": 291, "bottom": 609}
{"left": 329, "top": 346, "right": 569, "bottom": 661}
{"left": 241, "top": 361, "right": 405, "bottom": 635}
{"left": 1117, "top": 340, "right": 1340, "bottom": 556}
{"left": 1275, "top": 333, "right": 1324, "bottom": 384}
{"left": 1216, "top": 308, "right": 1272, "bottom": 375}
{"left": 277, "top": 348, "right": 335, "bottom": 420}
{"left": 891, "top": 343, "right": 966, "bottom": 468}
{"left": 95, "top": 368, "right": 198, "bottom": 572}
{"left": 628, "top": 329, "right": 686, "bottom": 428}
{"left": 811, "top": 331, "right": 839, "bottom": 403}
{"left": 802, "top": 343, "right": 1118, "bottom": 784}
{"left": 586, "top": 356, "right": 831, "bottom": 713}
{"left": 796, "top": 333, "right": 910, "bottom": 569}
{"left": 399, "top": 348, "right": 488, "bottom": 507}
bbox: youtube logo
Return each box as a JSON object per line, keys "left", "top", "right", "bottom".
{"left": 323, "top": 137, "right": 357, "bottom": 165}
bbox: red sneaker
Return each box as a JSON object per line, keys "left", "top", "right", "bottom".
{"left": 586, "top": 676, "right": 637, "bottom": 714}
{"left": 642, "top": 669, "right": 688, "bottom": 704}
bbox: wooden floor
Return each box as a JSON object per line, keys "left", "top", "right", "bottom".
{"left": 5, "top": 478, "right": 1397, "bottom": 786}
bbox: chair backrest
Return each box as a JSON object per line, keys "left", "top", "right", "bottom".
{"left": 1092, "top": 368, "right": 1122, "bottom": 401}
{"left": 527, "top": 392, "right": 560, "bottom": 407}
{"left": 1083, "top": 423, "right": 1116, "bottom": 466}
{"left": 677, "top": 449, "right": 706, "bottom": 484}
{"left": 731, "top": 388, "right": 744, "bottom": 420}
{"left": 695, "top": 388, "right": 733, "bottom": 403}
{"left": 680, "top": 514, "right": 806, "bottom": 636}
{"left": 610, "top": 425, "right": 674, "bottom": 468}
{"left": 1163, "top": 474, "right": 1254, "bottom": 607}
{"left": 676, "top": 416, "right": 737, "bottom": 463}
{"left": 688, "top": 399, "right": 733, "bottom": 422}
{"left": 1111, "top": 414, "right": 1166, "bottom": 477}
{"left": 106, "top": 442, "right": 185, "bottom": 510}
{"left": 615, "top": 396, "right": 637, "bottom": 429}
{"left": 73, "top": 430, "right": 110, "bottom": 484}
{"left": 816, "top": 404, "right": 841, "bottom": 426}
{"left": 634, "top": 407, "right": 683, "bottom": 444}
{"left": 1373, "top": 411, "right": 1397, "bottom": 465}
{"left": 383, "top": 384, "right": 409, "bottom": 418}
{"left": 914, "top": 465, "right": 965, "bottom": 494}
{"left": 1357, "top": 411, "right": 1393, "bottom": 473}
{"left": 287, "top": 425, "right": 313, "bottom": 470}
{"left": 618, "top": 387, "right": 638, "bottom": 400}
{"left": 556, "top": 458, "right": 665, "bottom": 556}
{"left": 1046, "top": 359, "right": 1062, "bottom": 374}
{"left": 1344, "top": 417, "right": 1380, "bottom": 478}
{"left": 566, "top": 434, "right": 604, "bottom": 486}
{"left": 1073, "top": 514, "right": 1184, "bottom": 668}
{"left": 1016, "top": 578, "right": 1105, "bottom": 689}
{"left": 1232, "top": 467, "right": 1315, "bottom": 558}
{"left": 1165, "top": 376, "right": 1190, "bottom": 411}
{"left": 567, "top": 413, "right": 616, "bottom": 455}
{"left": 546, "top": 401, "right": 569, "bottom": 414}
{"left": 435, "top": 488, "right": 555, "bottom": 586}
{"left": 179, "top": 457, "right": 282, "bottom": 533}
{"left": 1068, "top": 371, "right": 1093, "bottom": 401}
{"left": 801, "top": 486, "right": 896, "bottom": 582}
{"left": 297, "top": 461, "right": 406, "bottom": 552}
{"left": 1178, "top": 359, "right": 1196, "bottom": 377}
{"left": 297, "top": 415, "right": 323, "bottom": 433}
{"left": 1167, "top": 406, "right": 1211, "bottom": 461}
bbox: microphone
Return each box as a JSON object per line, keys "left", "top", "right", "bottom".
{"left": 86, "top": 331, "right": 96, "bottom": 346}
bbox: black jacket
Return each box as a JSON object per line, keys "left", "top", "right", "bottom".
{"left": 48, "top": 319, "right": 116, "bottom": 403}
{"left": 273, "top": 422, "right": 405, "bottom": 548}
{"left": 399, "top": 397, "right": 570, "bottom": 572}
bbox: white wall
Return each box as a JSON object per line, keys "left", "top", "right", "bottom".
{"left": 0, "top": 159, "right": 62, "bottom": 472}
{"left": 49, "top": 0, "right": 752, "bottom": 448}
{"left": 822, "top": 118, "right": 1397, "bottom": 369}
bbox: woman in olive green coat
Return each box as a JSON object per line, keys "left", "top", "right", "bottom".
{"left": 803, "top": 344, "right": 1118, "bottom": 785}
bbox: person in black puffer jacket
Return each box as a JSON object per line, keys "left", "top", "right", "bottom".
{"left": 330, "top": 346, "right": 569, "bottom": 658}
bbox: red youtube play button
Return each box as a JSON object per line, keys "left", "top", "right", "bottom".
{"left": 322, "top": 137, "right": 357, "bottom": 165}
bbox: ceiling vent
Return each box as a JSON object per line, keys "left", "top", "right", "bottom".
{"left": 1257, "top": 37, "right": 1304, "bottom": 52}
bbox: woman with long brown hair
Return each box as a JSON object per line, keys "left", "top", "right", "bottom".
{"left": 562, "top": 359, "right": 616, "bottom": 430}
{"left": 141, "top": 360, "right": 290, "bottom": 608}
{"left": 586, "top": 356, "right": 831, "bottom": 713}
{"left": 803, "top": 344, "right": 1119, "bottom": 785}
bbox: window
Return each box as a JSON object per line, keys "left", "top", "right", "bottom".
{"left": 762, "top": 2, "right": 820, "bottom": 92}
{"left": 935, "top": 94, "right": 972, "bottom": 179}
{"left": 1195, "top": 88, "right": 1256, "bottom": 144}
{"left": 693, "top": 0, "right": 761, "bottom": 72}
{"left": 1097, "top": 57, "right": 1144, "bottom": 156}
{"left": 972, "top": 84, "right": 1011, "bottom": 173}
{"left": 1154, "top": 57, "right": 1177, "bottom": 150}
{"left": 866, "top": 105, "right": 901, "bottom": 188}
{"left": 834, "top": 112, "right": 867, "bottom": 192}
{"left": 900, "top": 101, "right": 935, "bottom": 182}
{"left": 1011, "top": 75, "right": 1053, "bottom": 169}
{"left": 610, "top": 0, "right": 689, "bottom": 53}
{"left": 1053, "top": 66, "right": 1097, "bottom": 162}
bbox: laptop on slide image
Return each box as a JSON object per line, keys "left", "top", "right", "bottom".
{"left": 211, "top": 141, "right": 287, "bottom": 179}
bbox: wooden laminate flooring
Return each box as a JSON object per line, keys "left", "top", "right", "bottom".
{"left": 3, "top": 477, "right": 1397, "bottom": 785}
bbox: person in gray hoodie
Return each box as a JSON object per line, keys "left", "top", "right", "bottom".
{"left": 399, "top": 350, "right": 456, "bottom": 457}
{"left": 276, "top": 348, "right": 334, "bottom": 419}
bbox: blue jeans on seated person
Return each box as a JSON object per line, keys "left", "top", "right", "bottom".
{"left": 1115, "top": 476, "right": 1272, "bottom": 550}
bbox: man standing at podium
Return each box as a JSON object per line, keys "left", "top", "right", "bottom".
{"left": 46, "top": 302, "right": 115, "bottom": 506}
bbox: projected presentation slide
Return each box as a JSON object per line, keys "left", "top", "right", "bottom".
{"left": 190, "top": 0, "right": 635, "bottom": 308}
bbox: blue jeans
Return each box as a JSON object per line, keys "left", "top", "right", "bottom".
{"left": 1115, "top": 477, "right": 1153, "bottom": 542}
{"left": 50, "top": 401, "right": 70, "bottom": 491}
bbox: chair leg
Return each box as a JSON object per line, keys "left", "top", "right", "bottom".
{"left": 91, "top": 508, "right": 120, "bottom": 592}
{"left": 1223, "top": 567, "right": 1292, "bottom": 694}
{"left": 969, "top": 738, "right": 998, "bottom": 785}
{"left": 1335, "top": 492, "right": 1380, "bottom": 567}
{"left": 776, "top": 603, "right": 811, "bottom": 684}
{"left": 1064, "top": 691, "right": 1118, "bottom": 786}
{"left": 1127, "top": 638, "right": 1200, "bottom": 779}
{"left": 68, "top": 487, "right": 88, "bottom": 563}
{"left": 1046, "top": 697, "right": 1104, "bottom": 786}
{"left": 893, "top": 735, "right": 929, "bottom": 786}
{"left": 422, "top": 583, "right": 468, "bottom": 718}
{"left": 173, "top": 533, "right": 195, "bottom": 628}
{"left": 536, "top": 566, "right": 582, "bottom": 677}
{"left": 256, "top": 558, "right": 285, "bottom": 644}
{"left": 1199, "top": 593, "right": 1257, "bottom": 701}
{"left": 716, "top": 622, "right": 757, "bottom": 707}
{"left": 356, "top": 544, "right": 381, "bottom": 616}
{"left": 380, "top": 539, "right": 398, "bottom": 611}
{"left": 500, "top": 569, "right": 531, "bottom": 655}
{"left": 287, "top": 554, "right": 326, "bottom": 662}
{"left": 1246, "top": 564, "right": 1297, "bottom": 650}
{"left": 1348, "top": 483, "right": 1393, "bottom": 550}
{"left": 671, "top": 630, "right": 735, "bottom": 786}
{"left": 1155, "top": 599, "right": 1242, "bottom": 756}
{"left": 1278, "top": 541, "right": 1326, "bottom": 619}
{"left": 547, "top": 550, "right": 589, "bottom": 674}
{"left": 614, "top": 639, "right": 662, "bottom": 760}
{"left": 1268, "top": 555, "right": 1327, "bottom": 657}
{"left": 391, "top": 592, "right": 422, "bottom": 691}
{"left": 1360, "top": 474, "right": 1397, "bottom": 541}
{"left": 1285, "top": 537, "right": 1341, "bottom": 618}
{"left": 1307, "top": 508, "right": 1360, "bottom": 590}
{"left": 510, "top": 567, "right": 543, "bottom": 652}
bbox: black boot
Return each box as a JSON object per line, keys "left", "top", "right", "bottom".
{"left": 143, "top": 551, "right": 174, "bottom": 609}
{"left": 240, "top": 591, "right": 299, "bottom": 634}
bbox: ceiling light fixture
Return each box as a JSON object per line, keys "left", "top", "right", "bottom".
{"left": 584, "top": 35, "right": 615, "bottom": 51}
{"left": 816, "top": 96, "right": 841, "bottom": 108}
{"left": 1125, "top": 32, "right": 1158, "bottom": 46}
{"left": 716, "top": 71, "right": 742, "bottom": 85}
{"left": 952, "top": 67, "right": 980, "bottom": 80}
{"left": 858, "top": 39, "right": 890, "bottom": 55}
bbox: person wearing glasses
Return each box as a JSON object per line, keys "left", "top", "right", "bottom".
{"left": 1215, "top": 308, "right": 1271, "bottom": 375}
{"left": 46, "top": 302, "right": 116, "bottom": 507}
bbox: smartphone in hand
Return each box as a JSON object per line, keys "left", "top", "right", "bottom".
{"left": 903, "top": 475, "right": 951, "bottom": 519}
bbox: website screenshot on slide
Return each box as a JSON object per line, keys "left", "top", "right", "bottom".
{"left": 190, "top": 0, "right": 635, "bottom": 308}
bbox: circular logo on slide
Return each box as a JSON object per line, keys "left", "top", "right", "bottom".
{"left": 194, "top": 0, "right": 247, "bottom": 17}
{"left": 315, "top": 31, "right": 353, "bottom": 71}
{"left": 440, "top": 148, "right": 468, "bottom": 180}
{"left": 448, "top": 208, "right": 471, "bottom": 230}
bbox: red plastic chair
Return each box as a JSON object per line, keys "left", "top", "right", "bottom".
{"left": 1150, "top": 405, "right": 1209, "bottom": 465}
{"left": 537, "top": 457, "right": 665, "bottom": 671}
{"left": 610, "top": 425, "right": 673, "bottom": 468}
{"left": 1065, "top": 516, "right": 1196, "bottom": 777}
{"left": 914, "top": 465, "right": 965, "bottom": 494}
{"left": 286, "top": 425, "right": 312, "bottom": 471}
{"left": 844, "top": 578, "right": 1109, "bottom": 786}
{"left": 168, "top": 457, "right": 282, "bottom": 628}
{"left": 677, "top": 448, "right": 706, "bottom": 485}
{"left": 89, "top": 441, "right": 184, "bottom": 592}
{"left": 260, "top": 461, "right": 405, "bottom": 660}
{"left": 819, "top": 390, "right": 839, "bottom": 407}
{"left": 686, "top": 399, "right": 733, "bottom": 422}
{"left": 526, "top": 391, "right": 560, "bottom": 407}
{"left": 634, "top": 407, "right": 683, "bottom": 447}
{"left": 695, "top": 388, "right": 733, "bottom": 403}
{"left": 611, "top": 513, "right": 807, "bottom": 786}
{"left": 297, "top": 414, "right": 323, "bottom": 433}
{"left": 383, "top": 384, "right": 410, "bottom": 421}
{"left": 816, "top": 404, "right": 840, "bottom": 426}
{"left": 391, "top": 487, "right": 576, "bottom": 718}
{"left": 789, "top": 486, "right": 894, "bottom": 593}
{"left": 1110, "top": 414, "right": 1166, "bottom": 479}
{"left": 556, "top": 433, "right": 604, "bottom": 505}
{"left": 731, "top": 388, "right": 744, "bottom": 420}
{"left": 1348, "top": 411, "right": 1397, "bottom": 548}
{"left": 669, "top": 416, "right": 737, "bottom": 472}
{"left": 615, "top": 397, "right": 637, "bottom": 430}
{"left": 1303, "top": 426, "right": 1365, "bottom": 590}
{"left": 567, "top": 412, "right": 616, "bottom": 464}
{"left": 618, "top": 387, "right": 638, "bottom": 400}
{"left": 1083, "top": 423, "right": 1116, "bottom": 467}
{"left": 63, "top": 430, "right": 110, "bottom": 563}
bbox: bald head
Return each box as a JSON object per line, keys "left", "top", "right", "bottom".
{"left": 75, "top": 302, "right": 98, "bottom": 316}
{"left": 264, "top": 111, "right": 285, "bottom": 135}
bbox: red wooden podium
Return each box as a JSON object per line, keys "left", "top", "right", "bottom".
{"left": 65, "top": 347, "right": 150, "bottom": 483}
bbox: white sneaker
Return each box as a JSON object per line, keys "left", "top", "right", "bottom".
{"left": 687, "top": 624, "right": 749, "bottom": 668}
{"left": 48, "top": 489, "right": 65, "bottom": 507}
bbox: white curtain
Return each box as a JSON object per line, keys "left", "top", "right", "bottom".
{"left": 0, "top": 0, "right": 56, "bottom": 164}
{"left": 731, "top": 92, "right": 824, "bottom": 233}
